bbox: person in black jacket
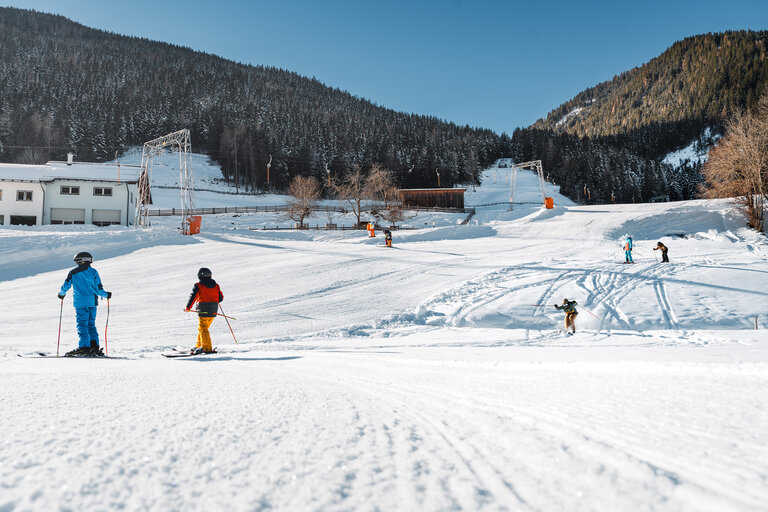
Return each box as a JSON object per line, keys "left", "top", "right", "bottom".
{"left": 184, "top": 267, "right": 223, "bottom": 354}
{"left": 654, "top": 241, "right": 670, "bottom": 262}
{"left": 554, "top": 299, "right": 578, "bottom": 334}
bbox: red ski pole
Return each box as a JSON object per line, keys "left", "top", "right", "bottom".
{"left": 577, "top": 304, "right": 600, "bottom": 319}
{"left": 218, "top": 305, "right": 238, "bottom": 345}
{"left": 56, "top": 298, "right": 64, "bottom": 357}
{"left": 185, "top": 310, "right": 235, "bottom": 320}
{"left": 104, "top": 298, "right": 110, "bottom": 356}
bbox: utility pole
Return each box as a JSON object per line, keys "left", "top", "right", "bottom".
{"left": 267, "top": 154, "right": 272, "bottom": 187}
{"left": 115, "top": 150, "right": 120, "bottom": 184}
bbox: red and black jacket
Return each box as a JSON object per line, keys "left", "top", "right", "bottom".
{"left": 186, "top": 277, "right": 223, "bottom": 317}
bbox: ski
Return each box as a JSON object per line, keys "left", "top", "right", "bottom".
{"left": 162, "top": 348, "right": 218, "bottom": 358}
{"left": 18, "top": 353, "right": 128, "bottom": 359}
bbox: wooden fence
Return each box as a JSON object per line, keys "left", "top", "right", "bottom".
{"left": 146, "top": 205, "right": 471, "bottom": 216}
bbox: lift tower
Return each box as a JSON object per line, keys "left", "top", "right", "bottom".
{"left": 135, "top": 129, "right": 196, "bottom": 233}
{"left": 508, "top": 160, "right": 547, "bottom": 208}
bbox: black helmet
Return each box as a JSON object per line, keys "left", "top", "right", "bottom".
{"left": 198, "top": 267, "right": 212, "bottom": 279}
{"left": 74, "top": 252, "right": 93, "bottom": 264}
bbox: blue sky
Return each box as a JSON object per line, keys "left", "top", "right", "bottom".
{"left": 2, "top": 0, "right": 767, "bottom": 134}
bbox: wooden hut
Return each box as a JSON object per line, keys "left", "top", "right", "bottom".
{"left": 398, "top": 188, "right": 467, "bottom": 209}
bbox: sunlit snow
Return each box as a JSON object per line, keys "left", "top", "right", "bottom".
{"left": 1, "top": 159, "right": 766, "bottom": 511}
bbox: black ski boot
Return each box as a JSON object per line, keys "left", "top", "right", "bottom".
{"left": 89, "top": 341, "right": 105, "bottom": 357}
{"left": 64, "top": 346, "right": 92, "bottom": 357}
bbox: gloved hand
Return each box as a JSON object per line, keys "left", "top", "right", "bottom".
{"left": 106, "top": 292, "right": 112, "bottom": 299}
{"left": 58, "top": 294, "right": 65, "bottom": 299}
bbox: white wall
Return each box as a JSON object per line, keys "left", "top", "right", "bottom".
{"left": 0, "top": 181, "right": 45, "bottom": 225}
{"left": 45, "top": 180, "right": 137, "bottom": 226}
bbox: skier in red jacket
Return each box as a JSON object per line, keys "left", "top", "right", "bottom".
{"left": 185, "top": 267, "right": 223, "bottom": 354}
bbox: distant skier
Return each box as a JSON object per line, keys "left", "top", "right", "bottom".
{"left": 367, "top": 222, "right": 376, "bottom": 237}
{"left": 184, "top": 267, "right": 223, "bottom": 354}
{"left": 554, "top": 298, "right": 578, "bottom": 334}
{"left": 653, "top": 241, "right": 669, "bottom": 262}
{"left": 57, "top": 252, "right": 112, "bottom": 357}
{"left": 623, "top": 234, "right": 634, "bottom": 263}
{"left": 384, "top": 229, "right": 392, "bottom": 247}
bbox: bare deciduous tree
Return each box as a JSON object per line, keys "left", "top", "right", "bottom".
{"left": 17, "top": 148, "right": 46, "bottom": 165}
{"left": 379, "top": 186, "right": 406, "bottom": 226}
{"left": 366, "top": 164, "right": 395, "bottom": 204}
{"left": 286, "top": 175, "right": 321, "bottom": 228}
{"left": 701, "top": 92, "right": 768, "bottom": 232}
{"left": 365, "top": 164, "right": 407, "bottom": 226}
{"left": 333, "top": 165, "right": 367, "bottom": 227}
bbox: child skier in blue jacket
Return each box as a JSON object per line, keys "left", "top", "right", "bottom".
{"left": 58, "top": 252, "right": 111, "bottom": 357}
{"left": 623, "top": 235, "right": 634, "bottom": 263}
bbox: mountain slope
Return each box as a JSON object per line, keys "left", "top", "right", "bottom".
{"left": 533, "top": 31, "right": 768, "bottom": 159}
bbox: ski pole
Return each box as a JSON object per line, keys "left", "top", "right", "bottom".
{"left": 653, "top": 249, "right": 659, "bottom": 262}
{"left": 56, "top": 298, "right": 64, "bottom": 357}
{"left": 218, "top": 305, "right": 238, "bottom": 344}
{"left": 185, "top": 310, "right": 236, "bottom": 320}
{"left": 577, "top": 304, "right": 601, "bottom": 319}
{"left": 104, "top": 298, "right": 110, "bottom": 356}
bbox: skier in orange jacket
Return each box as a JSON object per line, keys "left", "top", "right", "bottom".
{"left": 184, "top": 267, "right": 223, "bottom": 354}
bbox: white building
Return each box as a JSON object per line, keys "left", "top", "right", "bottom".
{"left": 0, "top": 161, "right": 140, "bottom": 226}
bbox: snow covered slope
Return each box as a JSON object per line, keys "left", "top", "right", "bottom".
{"left": 112, "top": 148, "right": 292, "bottom": 208}
{"left": 1, "top": 163, "right": 767, "bottom": 511}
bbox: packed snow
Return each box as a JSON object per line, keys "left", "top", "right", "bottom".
{"left": 1, "top": 161, "right": 767, "bottom": 511}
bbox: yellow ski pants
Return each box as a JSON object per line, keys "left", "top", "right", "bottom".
{"left": 196, "top": 316, "right": 215, "bottom": 351}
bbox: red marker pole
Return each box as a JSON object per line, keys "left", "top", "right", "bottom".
{"left": 56, "top": 298, "right": 64, "bottom": 357}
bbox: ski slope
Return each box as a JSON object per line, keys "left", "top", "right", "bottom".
{"left": 1, "top": 163, "right": 767, "bottom": 511}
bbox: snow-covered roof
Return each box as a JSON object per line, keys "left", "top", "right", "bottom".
{"left": 0, "top": 161, "right": 141, "bottom": 183}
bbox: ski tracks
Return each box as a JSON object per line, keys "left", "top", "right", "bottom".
{"left": 266, "top": 353, "right": 768, "bottom": 511}
{"left": 279, "top": 358, "right": 531, "bottom": 510}
{"left": 395, "top": 261, "right": 682, "bottom": 333}
{"left": 569, "top": 262, "right": 679, "bottom": 331}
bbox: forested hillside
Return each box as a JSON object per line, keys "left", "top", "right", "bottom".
{"left": 0, "top": 7, "right": 503, "bottom": 190}
{"left": 505, "top": 31, "right": 768, "bottom": 203}
{"left": 533, "top": 31, "right": 768, "bottom": 160}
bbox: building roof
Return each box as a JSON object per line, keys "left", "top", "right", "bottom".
{"left": 0, "top": 161, "right": 141, "bottom": 183}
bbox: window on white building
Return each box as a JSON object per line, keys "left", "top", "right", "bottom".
{"left": 93, "top": 187, "right": 113, "bottom": 196}
{"left": 16, "top": 190, "right": 33, "bottom": 201}
{"left": 61, "top": 186, "right": 80, "bottom": 195}
{"left": 0, "top": 189, "right": 3, "bottom": 200}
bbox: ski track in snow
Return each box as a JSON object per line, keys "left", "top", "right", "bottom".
{"left": 2, "top": 166, "right": 768, "bottom": 511}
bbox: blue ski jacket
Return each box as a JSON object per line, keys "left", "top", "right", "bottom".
{"left": 59, "top": 265, "right": 109, "bottom": 308}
